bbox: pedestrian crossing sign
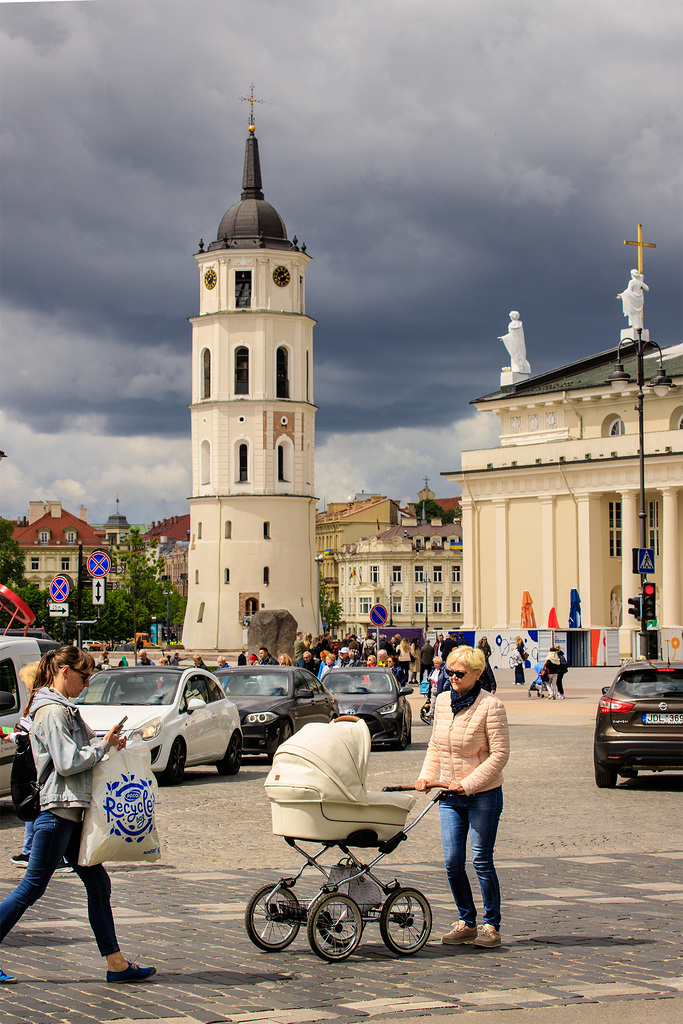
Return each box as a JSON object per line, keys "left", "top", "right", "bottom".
{"left": 632, "top": 547, "right": 655, "bottom": 574}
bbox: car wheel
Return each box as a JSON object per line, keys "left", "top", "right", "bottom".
{"left": 594, "top": 765, "right": 617, "bottom": 788}
{"left": 216, "top": 730, "right": 242, "bottom": 776}
{"left": 160, "top": 737, "right": 186, "bottom": 785}
{"left": 394, "top": 720, "right": 409, "bottom": 751}
{"left": 266, "top": 720, "right": 293, "bottom": 764}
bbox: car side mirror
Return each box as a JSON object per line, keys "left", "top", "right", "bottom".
{"left": 187, "top": 697, "right": 207, "bottom": 713}
{"left": 399, "top": 686, "right": 414, "bottom": 696}
{"left": 0, "top": 691, "right": 16, "bottom": 712}
{"left": 601, "top": 686, "right": 611, "bottom": 695}
{"left": 297, "top": 688, "right": 313, "bottom": 699}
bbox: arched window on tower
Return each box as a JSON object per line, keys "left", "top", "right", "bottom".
{"left": 276, "top": 437, "right": 293, "bottom": 485}
{"left": 278, "top": 445, "right": 285, "bottom": 481}
{"left": 238, "top": 443, "right": 248, "bottom": 482}
{"left": 235, "top": 347, "right": 249, "bottom": 394}
{"left": 202, "top": 349, "right": 211, "bottom": 399}
{"left": 263, "top": 566, "right": 270, "bottom": 586}
{"left": 200, "top": 440, "right": 211, "bottom": 486}
{"left": 245, "top": 597, "right": 259, "bottom": 615}
{"left": 276, "top": 347, "right": 289, "bottom": 399}
{"left": 306, "top": 351, "right": 310, "bottom": 402}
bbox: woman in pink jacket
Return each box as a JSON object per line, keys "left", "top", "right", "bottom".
{"left": 415, "top": 646, "right": 509, "bottom": 949}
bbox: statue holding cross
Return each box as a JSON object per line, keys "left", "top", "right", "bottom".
{"left": 617, "top": 224, "right": 655, "bottom": 330}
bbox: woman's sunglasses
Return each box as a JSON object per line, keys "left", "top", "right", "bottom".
{"left": 445, "top": 669, "right": 468, "bottom": 679}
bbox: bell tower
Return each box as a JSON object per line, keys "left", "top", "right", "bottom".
{"left": 182, "top": 119, "right": 317, "bottom": 650}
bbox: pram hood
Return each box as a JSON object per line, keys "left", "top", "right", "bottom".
{"left": 265, "top": 718, "right": 374, "bottom": 804}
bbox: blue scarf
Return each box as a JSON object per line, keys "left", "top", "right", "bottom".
{"left": 450, "top": 679, "right": 481, "bottom": 716}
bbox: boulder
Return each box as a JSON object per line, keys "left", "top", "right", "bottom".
{"left": 248, "top": 609, "right": 298, "bottom": 661}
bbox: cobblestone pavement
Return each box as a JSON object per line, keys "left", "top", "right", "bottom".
{"left": 0, "top": 670, "right": 680, "bottom": 1023}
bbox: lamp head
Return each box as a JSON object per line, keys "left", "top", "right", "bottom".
{"left": 607, "top": 360, "right": 631, "bottom": 392}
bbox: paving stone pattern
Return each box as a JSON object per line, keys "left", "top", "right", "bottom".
{"left": 0, "top": 672, "right": 680, "bottom": 1023}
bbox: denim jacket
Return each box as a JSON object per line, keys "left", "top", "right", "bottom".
{"left": 30, "top": 688, "right": 109, "bottom": 812}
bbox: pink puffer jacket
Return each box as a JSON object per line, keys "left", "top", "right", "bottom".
{"left": 418, "top": 688, "right": 510, "bottom": 796}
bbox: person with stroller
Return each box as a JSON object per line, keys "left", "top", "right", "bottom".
{"left": 415, "top": 645, "right": 509, "bottom": 949}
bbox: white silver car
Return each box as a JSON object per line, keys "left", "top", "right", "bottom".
{"left": 77, "top": 667, "right": 242, "bottom": 785}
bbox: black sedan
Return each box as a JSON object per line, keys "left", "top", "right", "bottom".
{"left": 323, "top": 668, "right": 413, "bottom": 749}
{"left": 215, "top": 666, "right": 339, "bottom": 761}
{"left": 593, "top": 660, "right": 683, "bottom": 787}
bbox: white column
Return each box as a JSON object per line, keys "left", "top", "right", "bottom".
{"left": 540, "top": 496, "right": 556, "bottom": 625}
{"left": 576, "top": 491, "right": 600, "bottom": 627}
{"left": 493, "top": 498, "right": 509, "bottom": 628}
{"left": 461, "top": 498, "right": 477, "bottom": 628}
{"left": 661, "top": 487, "right": 681, "bottom": 627}
{"left": 619, "top": 490, "right": 638, "bottom": 654}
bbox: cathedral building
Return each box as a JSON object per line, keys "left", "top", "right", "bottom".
{"left": 182, "top": 122, "right": 318, "bottom": 650}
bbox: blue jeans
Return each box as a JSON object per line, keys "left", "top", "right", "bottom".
{"left": 0, "top": 812, "right": 120, "bottom": 957}
{"left": 439, "top": 787, "right": 504, "bottom": 929}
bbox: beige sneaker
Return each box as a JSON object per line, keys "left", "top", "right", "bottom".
{"left": 441, "top": 920, "right": 478, "bottom": 945}
{"left": 472, "top": 924, "right": 501, "bottom": 947}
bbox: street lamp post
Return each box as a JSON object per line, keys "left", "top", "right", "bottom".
{"left": 607, "top": 327, "right": 673, "bottom": 657}
{"left": 314, "top": 554, "right": 324, "bottom": 634}
{"left": 425, "top": 573, "right": 430, "bottom": 638}
{"left": 389, "top": 575, "right": 394, "bottom": 626}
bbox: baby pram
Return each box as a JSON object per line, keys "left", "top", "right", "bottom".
{"left": 528, "top": 662, "right": 552, "bottom": 697}
{"left": 245, "top": 716, "right": 442, "bottom": 961}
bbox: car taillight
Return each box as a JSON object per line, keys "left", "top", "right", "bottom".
{"left": 599, "top": 698, "right": 635, "bottom": 714}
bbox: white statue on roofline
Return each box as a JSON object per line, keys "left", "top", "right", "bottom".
{"left": 499, "top": 311, "right": 531, "bottom": 375}
{"left": 618, "top": 269, "right": 648, "bottom": 330}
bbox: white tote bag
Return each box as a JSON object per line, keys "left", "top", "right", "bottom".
{"left": 79, "top": 745, "right": 161, "bottom": 866}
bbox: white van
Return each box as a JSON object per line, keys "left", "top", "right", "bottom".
{"left": 0, "top": 637, "right": 43, "bottom": 797}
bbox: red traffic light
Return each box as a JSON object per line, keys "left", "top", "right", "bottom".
{"left": 643, "top": 582, "right": 655, "bottom": 597}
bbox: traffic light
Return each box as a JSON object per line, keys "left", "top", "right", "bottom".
{"left": 642, "top": 581, "right": 657, "bottom": 627}
{"left": 627, "top": 594, "right": 642, "bottom": 619}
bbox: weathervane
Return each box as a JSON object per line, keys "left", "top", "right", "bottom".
{"left": 240, "top": 83, "right": 264, "bottom": 133}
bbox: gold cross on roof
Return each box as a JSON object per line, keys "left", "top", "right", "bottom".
{"left": 624, "top": 223, "right": 656, "bottom": 275}
{"left": 240, "top": 83, "right": 264, "bottom": 129}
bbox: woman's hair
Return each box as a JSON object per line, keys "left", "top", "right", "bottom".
{"left": 377, "top": 652, "right": 388, "bottom": 666}
{"left": 433, "top": 656, "right": 443, "bottom": 666}
{"left": 26, "top": 646, "right": 95, "bottom": 714}
{"left": 446, "top": 645, "right": 485, "bottom": 675}
{"left": 399, "top": 638, "right": 410, "bottom": 652}
{"left": 278, "top": 653, "right": 293, "bottom": 666}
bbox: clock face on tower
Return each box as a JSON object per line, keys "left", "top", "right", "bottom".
{"left": 204, "top": 268, "right": 217, "bottom": 290}
{"left": 272, "top": 265, "right": 290, "bottom": 287}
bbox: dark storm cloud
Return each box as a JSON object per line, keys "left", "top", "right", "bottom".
{"left": 0, "top": 0, "right": 681, "bottom": 521}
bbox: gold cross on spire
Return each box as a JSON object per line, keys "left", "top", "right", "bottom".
{"left": 240, "top": 83, "right": 264, "bottom": 132}
{"left": 624, "top": 223, "right": 656, "bottom": 275}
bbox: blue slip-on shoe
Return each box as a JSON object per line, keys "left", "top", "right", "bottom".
{"left": 106, "top": 962, "right": 156, "bottom": 983}
{"left": 0, "top": 967, "right": 18, "bottom": 984}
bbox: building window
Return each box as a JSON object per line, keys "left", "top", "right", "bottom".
{"left": 359, "top": 598, "right": 371, "bottom": 615}
{"left": 30, "top": 557, "right": 39, "bottom": 571}
{"left": 370, "top": 565, "right": 379, "bottom": 584}
{"left": 276, "top": 347, "right": 289, "bottom": 399}
{"left": 235, "top": 270, "right": 251, "bottom": 308}
{"left": 200, "top": 440, "right": 210, "bottom": 486}
{"left": 452, "top": 566, "right": 461, "bottom": 583}
{"left": 452, "top": 598, "right": 461, "bottom": 614}
{"left": 235, "top": 347, "right": 249, "bottom": 394}
{"left": 238, "top": 443, "right": 248, "bottom": 482}
{"left": 245, "top": 597, "right": 259, "bottom": 615}
{"left": 195, "top": 570, "right": 199, "bottom": 584}
{"left": 414, "top": 565, "right": 424, "bottom": 583}
{"left": 202, "top": 348, "right": 211, "bottom": 399}
{"left": 306, "top": 351, "right": 310, "bottom": 402}
{"left": 224, "top": 569, "right": 230, "bottom": 584}
{"left": 433, "top": 565, "right": 442, "bottom": 583}
{"left": 610, "top": 418, "right": 626, "bottom": 436}
{"left": 61, "top": 558, "right": 70, "bottom": 571}
{"left": 263, "top": 521, "right": 270, "bottom": 539}
{"left": 392, "top": 565, "right": 402, "bottom": 583}
{"left": 277, "top": 445, "right": 285, "bottom": 481}
{"left": 414, "top": 599, "right": 424, "bottom": 614}
{"left": 263, "top": 566, "right": 270, "bottom": 585}
{"left": 66, "top": 531, "right": 75, "bottom": 544}
{"left": 648, "top": 500, "right": 660, "bottom": 556}
{"left": 392, "top": 598, "right": 402, "bottom": 615}
{"left": 433, "top": 599, "right": 442, "bottom": 614}
{"left": 197, "top": 601, "right": 204, "bottom": 622}
{"left": 225, "top": 520, "right": 232, "bottom": 539}
{"left": 40, "top": 531, "right": 49, "bottom": 545}
{"left": 608, "top": 501, "right": 622, "bottom": 558}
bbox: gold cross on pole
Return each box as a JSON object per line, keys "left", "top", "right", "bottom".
{"left": 240, "top": 83, "right": 264, "bottom": 129}
{"left": 623, "top": 223, "right": 656, "bottom": 275}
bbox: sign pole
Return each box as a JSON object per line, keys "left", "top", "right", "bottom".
{"left": 77, "top": 543, "right": 83, "bottom": 648}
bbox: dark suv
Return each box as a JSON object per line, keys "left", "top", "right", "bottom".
{"left": 593, "top": 661, "right": 683, "bottom": 787}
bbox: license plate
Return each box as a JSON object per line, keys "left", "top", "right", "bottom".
{"left": 642, "top": 713, "right": 683, "bottom": 724}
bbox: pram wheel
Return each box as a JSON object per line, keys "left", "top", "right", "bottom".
{"left": 379, "top": 887, "right": 432, "bottom": 956}
{"left": 306, "top": 892, "right": 363, "bottom": 962}
{"left": 245, "top": 883, "right": 301, "bottom": 951}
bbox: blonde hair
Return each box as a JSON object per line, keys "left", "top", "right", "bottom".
{"left": 278, "top": 653, "right": 293, "bottom": 666}
{"left": 446, "top": 646, "right": 485, "bottom": 675}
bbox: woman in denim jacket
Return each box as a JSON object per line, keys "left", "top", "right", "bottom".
{"left": 0, "top": 647, "right": 155, "bottom": 986}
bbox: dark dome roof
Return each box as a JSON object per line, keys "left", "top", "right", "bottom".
{"left": 208, "top": 132, "right": 294, "bottom": 253}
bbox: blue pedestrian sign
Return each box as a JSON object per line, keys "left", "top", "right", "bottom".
{"left": 632, "top": 547, "right": 655, "bottom": 575}
{"left": 369, "top": 603, "right": 388, "bottom": 627}
{"left": 49, "top": 575, "right": 72, "bottom": 603}
{"left": 87, "top": 550, "right": 111, "bottom": 578}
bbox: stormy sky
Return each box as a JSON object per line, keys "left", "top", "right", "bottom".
{"left": 1, "top": 0, "right": 681, "bottom": 525}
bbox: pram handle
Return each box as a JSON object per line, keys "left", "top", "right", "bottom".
{"left": 381, "top": 784, "right": 446, "bottom": 792}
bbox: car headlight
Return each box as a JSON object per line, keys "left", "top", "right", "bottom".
{"left": 244, "top": 711, "right": 279, "bottom": 724}
{"left": 376, "top": 702, "right": 398, "bottom": 715}
{"left": 128, "top": 719, "right": 162, "bottom": 741}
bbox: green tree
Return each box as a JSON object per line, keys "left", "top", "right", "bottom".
{"left": 415, "top": 498, "right": 456, "bottom": 524}
{"left": 0, "top": 517, "right": 26, "bottom": 588}
{"left": 117, "top": 528, "right": 165, "bottom": 651}
{"left": 322, "top": 598, "right": 343, "bottom": 632}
